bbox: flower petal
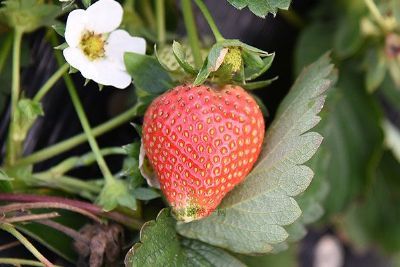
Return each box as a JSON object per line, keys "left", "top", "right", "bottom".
{"left": 65, "top": 9, "right": 88, "bottom": 47}
{"left": 63, "top": 47, "right": 97, "bottom": 81}
{"left": 85, "top": 0, "right": 123, "bottom": 33}
{"left": 91, "top": 60, "right": 132, "bottom": 89}
{"left": 105, "top": 29, "right": 146, "bottom": 70}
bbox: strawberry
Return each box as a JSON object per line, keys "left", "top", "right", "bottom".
{"left": 142, "top": 84, "right": 265, "bottom": 222}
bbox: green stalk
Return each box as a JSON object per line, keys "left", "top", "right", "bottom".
{"left": 15, "top": 103, "right": 140, "bottom": 166}
{"left": 33, "top": 63, "right": 69, "bottom": 102}
{"left": 6, "top": 29, "right": 23, "bottom": 166}
{"left": 38, "top": 147, "right": 126, "bottom": 176}
{"left": 193, "top": 0, "right": 224, "bottom": 42}
{"left": 181, "top": 0, "right": 203, "bottom": 68}
{"left": 0, "top": 224, "right": 55, "bottom": 267}
{"left": 31, "top": 175, "right": 102, "bottom": 200}
{"left": 156, "top": 0, "right": 166, "bottom": 44}
{"left": 142, "top": 0, "right": 156, "bottom": 29}
{"left": 63, "top": 76, "right": 115, "bottom": 185}
{"left": 0, "top": 258, "right": 62, "bottom": 267}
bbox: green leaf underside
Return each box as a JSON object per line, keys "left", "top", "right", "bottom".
{"left": 125, "top": 209, "right": 245, "bottom": 267}
{"left": 177, "top": 54, "right": 337, "bottom": 254}
{"left": 227, "top": 0, "right": 291, "bottom": 17}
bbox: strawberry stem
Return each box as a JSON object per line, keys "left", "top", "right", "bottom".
{"left": 181, "top": 0, "right": 203, "bottom": 68}
{"left": 156, "top": 0, "right": 166, "bottom": 45}
{"left": 64, "top": 72, "right": 116, "bottom": 186}
{"left": 5, "top": 29, "right": 23, "bottom": 166}
{"left": 193, "top": 0, "right": 224, "bottom": 42}
{"left": 33, "top": 63, "right": 69, "bottom": 102}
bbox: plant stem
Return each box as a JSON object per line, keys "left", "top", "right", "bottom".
{"left": 364, "top": 0, "right": 389, "bottom": 32}
{"left": 181, "top": 0, "right": 202, "bottom": 68}
{"left": 33, "top": 63, "right": 69, "bottom": 102}
{"left": 4, "top": 212, "right": 60, "bottom": 223}
{"left": 0, "top": 241, "right": 20, "bottom": 252}
{"left": 142, "top": 0, "right": 156, "bottom": 30}
{"left": 0, "top": 223, "right": 55, "bottom": 267}
{"left": 37, "top": 147, "right": 126, "bottom": 178}
{"left": 193, "top": 0, "right": 224, "bottom": 42}
{"left": 63, "top": 76, "right": 115, "bottom": 185}
{"left": 30, "top": 175, "right": 102, "bottom": 199}
{"left": 0, "top": 258, "right": 62, "bottom": 267}
{"left": 37, "top": 220, "right": 88, "bottom": 244}
{"left": 0, "top": 194, "right": 144, "bottom": 229}
{"left": 6, "top": 29, "right": 23, "bottom": 166}
{"left": 156, "top": 0, "right": 166, "bottom": 45}
{"left": 15, "top": 104, "right": 140, "bottom": 166}
{"left": 0, "top": 202, "right": 101, "bottom": 223}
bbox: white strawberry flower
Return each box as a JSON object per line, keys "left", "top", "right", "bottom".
{"left": 63, "top": 0, "right": 146, "bottom": 89}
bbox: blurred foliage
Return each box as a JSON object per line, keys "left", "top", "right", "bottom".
{"left": 294, "top": 0, "right": 400, "bottom": 263}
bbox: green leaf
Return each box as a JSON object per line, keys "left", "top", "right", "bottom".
{"left": 125, "top": 52, "right": 173, "bottom": 94}
{"left": 194, "top": 44, "right": 227, "bottom": 85}
{"left": 172, "top": 41, "right": 197, "bottom": 74}
{"left": 365, "top": 49, "right": 387, "bottom": 93}
{"left": 242, "top": 50, "right": 274, "bottom": 81}
{"left": 227, "top": 0, "right": 291, "bottom": 17}
{"left": 96, "top": 179, "right": 137, "bottom": 211}
{"left": 121, "top": 142, "right": 145, "bottom": 189}
{"left": 295, "top": 22, "right": 334, "bottom": 75}
{"left": 0, "top": 169, "right": 13, "bottom": 181}
{"left": 52, "top": 22, "right": 66, "bottom": 37}
{"left": 13, "top": 98, "right": 44, "bottom": 142}
{"left": 177, "top": 54, "right": 337, "bottom": 254}
{"left": 321, "top": 67, "right": 383, "bottom": 217}
{"left": 125, "top": 209, "right": 245, "bottom": 267}
{"left": 133, "top": 187, "right": 161, "bottom": 201}
{"left": 334, "top": 15, "right": 363, "bottom": 59}
{"left": 82, "top": 0, "right": 91, "bottom": 8}
{"left": 341, "top": 152, "right": 400, "bottom": 253}
{"left": 0, "top": 0, "right": 61, "bottom": 32}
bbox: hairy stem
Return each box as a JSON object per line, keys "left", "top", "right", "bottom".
{"left": 181, "top": 0, "right": 203, "bottom": 68}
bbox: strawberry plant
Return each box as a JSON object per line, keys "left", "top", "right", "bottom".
{"left": 0, "top": 0, "right": 398, "bottom": 266}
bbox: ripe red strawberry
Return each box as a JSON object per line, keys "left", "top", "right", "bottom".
{"left": 142, "top": 84, "right": 265, "bottom": 222}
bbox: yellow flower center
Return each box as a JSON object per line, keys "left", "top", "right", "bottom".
{"left": 80, "top": 31, "right": 106, "bottom": 61}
